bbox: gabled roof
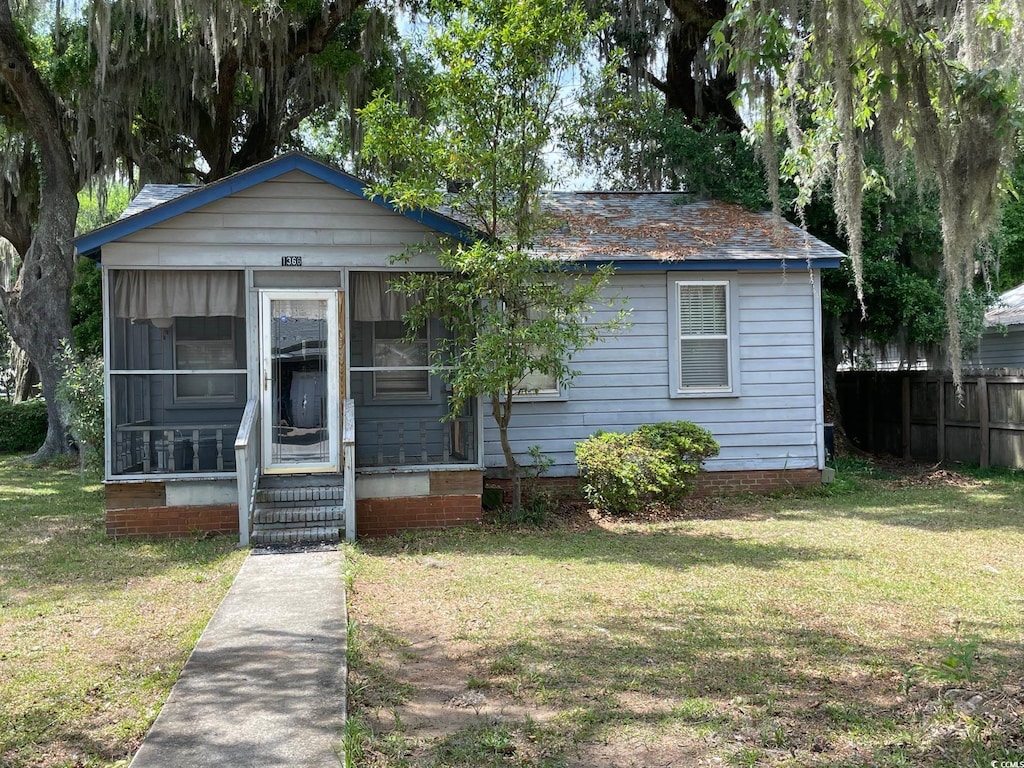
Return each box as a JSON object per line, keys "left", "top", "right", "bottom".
{"left": 986, "top": 282, "right": 1024, "bottom": 327}
{"left": 535, "top": 193, "right": 843, "bottom": 270}
{"left": 74, "top": 152, "right": 844, "bottom": 270}
{"left": 73, "top": 151, "right": 477, "bottom": 258}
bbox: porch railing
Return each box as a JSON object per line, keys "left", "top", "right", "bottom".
{"left": 357, "top": 415, "right": 476, "bottom": 467}
{"left": 233, "top": 398, "right": 261, "bottom": 547}
{"left": 113, "top": 423, "right": 238, "bottom": 475}
{"left": 343, "top": 399, "right": 355, "bottom": 541}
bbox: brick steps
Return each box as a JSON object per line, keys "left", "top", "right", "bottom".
{"left": 251, "top": 477, "right": 346, "bottom": 546}
{"left": 251, "top": 526, "right": 340, "bottom": 546}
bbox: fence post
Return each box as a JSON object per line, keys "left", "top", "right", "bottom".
{"left": 978, "top": 377, "right": 989, "bottom": 468}
{"left": 936, "top": 376, "right": 945, "bottom": 464}
{"left": 902, "top": 376, "right": 911, "bottom": 460}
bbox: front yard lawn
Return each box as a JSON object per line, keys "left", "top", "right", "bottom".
{"left": 345, "top": 461, "right": 1024, "bottom": 767}
{"left": 0, "top": 458, "right": 246, "bottom": 768}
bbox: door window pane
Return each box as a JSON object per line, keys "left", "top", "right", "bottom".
{"left": 269, "top": 298, "right": 330, "bottom": 465}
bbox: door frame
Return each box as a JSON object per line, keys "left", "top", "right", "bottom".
{"left": 259, "top": 290, "right": 340, "bottom": 474}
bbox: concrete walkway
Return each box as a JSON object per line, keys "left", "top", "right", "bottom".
{"left": 130, "top": 548, "right": 347, "bottom": 768}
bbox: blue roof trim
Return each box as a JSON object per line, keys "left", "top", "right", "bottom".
{"left": 74, "top": 152, "right": 477, "bottom": 257}
{"left": 567, "top": 257, "right": 843, "bottom": 271}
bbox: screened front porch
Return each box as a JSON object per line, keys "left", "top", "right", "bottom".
{"left": 106, "top": 268, "right": 480, "bottom": 479}
{"left": 348, "top": 272, "right": 478, "bottom": 469}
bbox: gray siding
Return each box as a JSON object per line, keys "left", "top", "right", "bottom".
{"left": 973, "top": 326, "right": 1024, "bottom": 370}
{"left": 101, "top": 170, "right": 442, "bottom": 269}
{"left": 483, "top": 271, "right": 824, "bottom": 475}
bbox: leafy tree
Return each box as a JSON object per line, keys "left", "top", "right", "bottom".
{"left": 994, "top": 142, "right": 1024, "bottom": 292}
{"left": 584, "top": 0, "right": 741, "bottom": 131}
{"left": 54, "top": 339, "right": 104, "bottom": 470}
{"left": 717, "top": 0, "right": 1024, "bottom": 387}
{"left": 100, "top": 0, "right": 391, "bottom": 182}
{"left": 70, "top": 185, "right": 130, "bottom": 358}
{"left": 0, "top": 0, "right": 383, "bottom": 458}
{"left": 0, "top": 0, "right": 84, "bottom": 456}
{"left": 361, "top": 0, "right": 626, "bottom": 515}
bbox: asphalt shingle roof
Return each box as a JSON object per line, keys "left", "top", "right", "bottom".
{"left": 120, "top": 184, "right": 198, "bottom": 219}
{"left": 535, "top": 192, "right": 842, "bottom": 264}
{"left": 986, "top": 282, "right": 1024, "bottom": 327}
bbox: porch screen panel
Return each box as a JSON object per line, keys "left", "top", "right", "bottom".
{"left": 107, "top": 269, "right": 247, "bottom": 477}
{"left": 269, "top": 298, "right": 331, "bottom": 465}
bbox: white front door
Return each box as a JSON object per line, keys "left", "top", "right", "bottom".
{"left": 260, "top": 291, "right": 340, "bottom": 473}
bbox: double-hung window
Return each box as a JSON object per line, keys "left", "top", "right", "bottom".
{"left": 669, "top": 278, "right": 736, "bottom": 396}
{"left": 515, "top": 306, "right": 560, "bottom": 398}
{"left": 173, "top": 316, "right": 242, "bottom": 402}
{"left": 372, "top": 320, "right": 430, "bottom": 398}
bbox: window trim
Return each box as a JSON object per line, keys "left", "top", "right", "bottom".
{"left": 668, "top": 276, "right": 740, "bottom": 398}
{"left": 513, "top": 371, "right": 563, "bottom": 401}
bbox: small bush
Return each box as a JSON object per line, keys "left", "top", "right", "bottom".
{"left": 0, "top": 398, "right": 48, "bottom": 452}
{"left": 575, "top": 421, "right": 719, "bottom": 513}
{"left": 54, "top": 340, "right": 105, "bottom": 468}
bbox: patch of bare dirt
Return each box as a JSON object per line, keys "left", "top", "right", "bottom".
{"left": 544, "top": 496, "right": 762, "bottom": 532}
{"left": 361, "top": 630, "right": 560, "bottom": 741}
{"left": 886, "top": 467, "right": 983, "bottom": 489}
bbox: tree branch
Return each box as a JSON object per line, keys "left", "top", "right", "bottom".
{"left": 617, "top": 64, "right": 668, "bottom": 95}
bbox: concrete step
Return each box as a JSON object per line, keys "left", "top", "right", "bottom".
{"left": 254, "top": 504, "right": 346, "bottom": 526}
{"left": 251, "top": 526, "right": 340, "bottom": 546}
{"left": 255, "top": 485, "right": 345, "bottom": 506}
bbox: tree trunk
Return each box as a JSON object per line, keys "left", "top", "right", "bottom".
{"left": 0, "top": 0, "right": 80, "bottom": 460}
{"left": 492, "top": 394, "right": 522, "bottom": 516}
{"left": 664, "top": 0, "right": 744, "bottom": 132}
{"left": 11, "top": 344, "right": 38, "bottom": 402}
{"left": 822, "top": 311, "right": 852, "bottom": 449}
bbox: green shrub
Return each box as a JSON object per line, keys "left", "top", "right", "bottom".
{"left": 0, "top": 398, "right": 48, "bottom": 452}
{"left": 575, "top": 421, "right": 719, "bottom": 513}
{"left": 54, "top": 340, "right": 105, "bottom": 467}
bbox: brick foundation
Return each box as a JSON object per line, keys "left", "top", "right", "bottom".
{"left": 692, "top": 468, "right": 822, "bottom": 496}
{"left": 105, "top": 482, "right": 238, "bottom": 538}
{"left": 356, "top": 494, "right": 482, "bottom": 537}
{"left": 487, "top": 468, "right": 822, "bottom": 503}
{"left": 106, "top": 504, "right": 239, "bottom": 538}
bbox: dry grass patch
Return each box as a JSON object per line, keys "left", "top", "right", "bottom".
{"left": 345, "top": 461, "right": 1024, "bottom": 767}
{"left": 0, "top": 457, "right": 246, "bottom": 767}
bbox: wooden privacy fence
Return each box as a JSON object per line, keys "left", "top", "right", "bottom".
{"left": 836, "top": 371, "right": 1024, "bottom": 469}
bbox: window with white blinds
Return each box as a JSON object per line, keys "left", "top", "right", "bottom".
{"left": 676, "top": 281, "right": 731, "bottom": 392}
{"left": 515, "top": 306, "right": 560, "bottom": 397}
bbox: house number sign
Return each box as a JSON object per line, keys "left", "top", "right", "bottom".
{"left": 281, "top": 256, "right": 303, "bottom": 267}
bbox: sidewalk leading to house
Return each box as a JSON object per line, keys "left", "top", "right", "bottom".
{"left": 129, "top": 548, "right": 347, "bottom": 768}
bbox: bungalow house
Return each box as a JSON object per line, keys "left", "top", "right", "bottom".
{"left": 969, "top": 281, "right": 1024, "bottom": 370}
{"left": 74, "top": 152, "right": 843, "bottom": 544}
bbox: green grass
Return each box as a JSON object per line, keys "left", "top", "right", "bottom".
{"left": 345, "top": 461, "right": 1024, "bottom": 767}
{"left": 0, "top": 456, "right": 246, "bottom": 768}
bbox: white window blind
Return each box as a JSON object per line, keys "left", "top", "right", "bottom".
{"left": 678, "top": 283, "right": 730, "bottom": 390}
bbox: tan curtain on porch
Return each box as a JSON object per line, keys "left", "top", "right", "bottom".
{"left": 351, "top": 272, "right": 424, "bottom": 322}
{"left": 114, "top": 271, "right": 245, "bottom": 328}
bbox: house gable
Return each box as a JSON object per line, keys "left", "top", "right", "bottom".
{"left": 74, "top": 151, "right": 475, "bottom": 259}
